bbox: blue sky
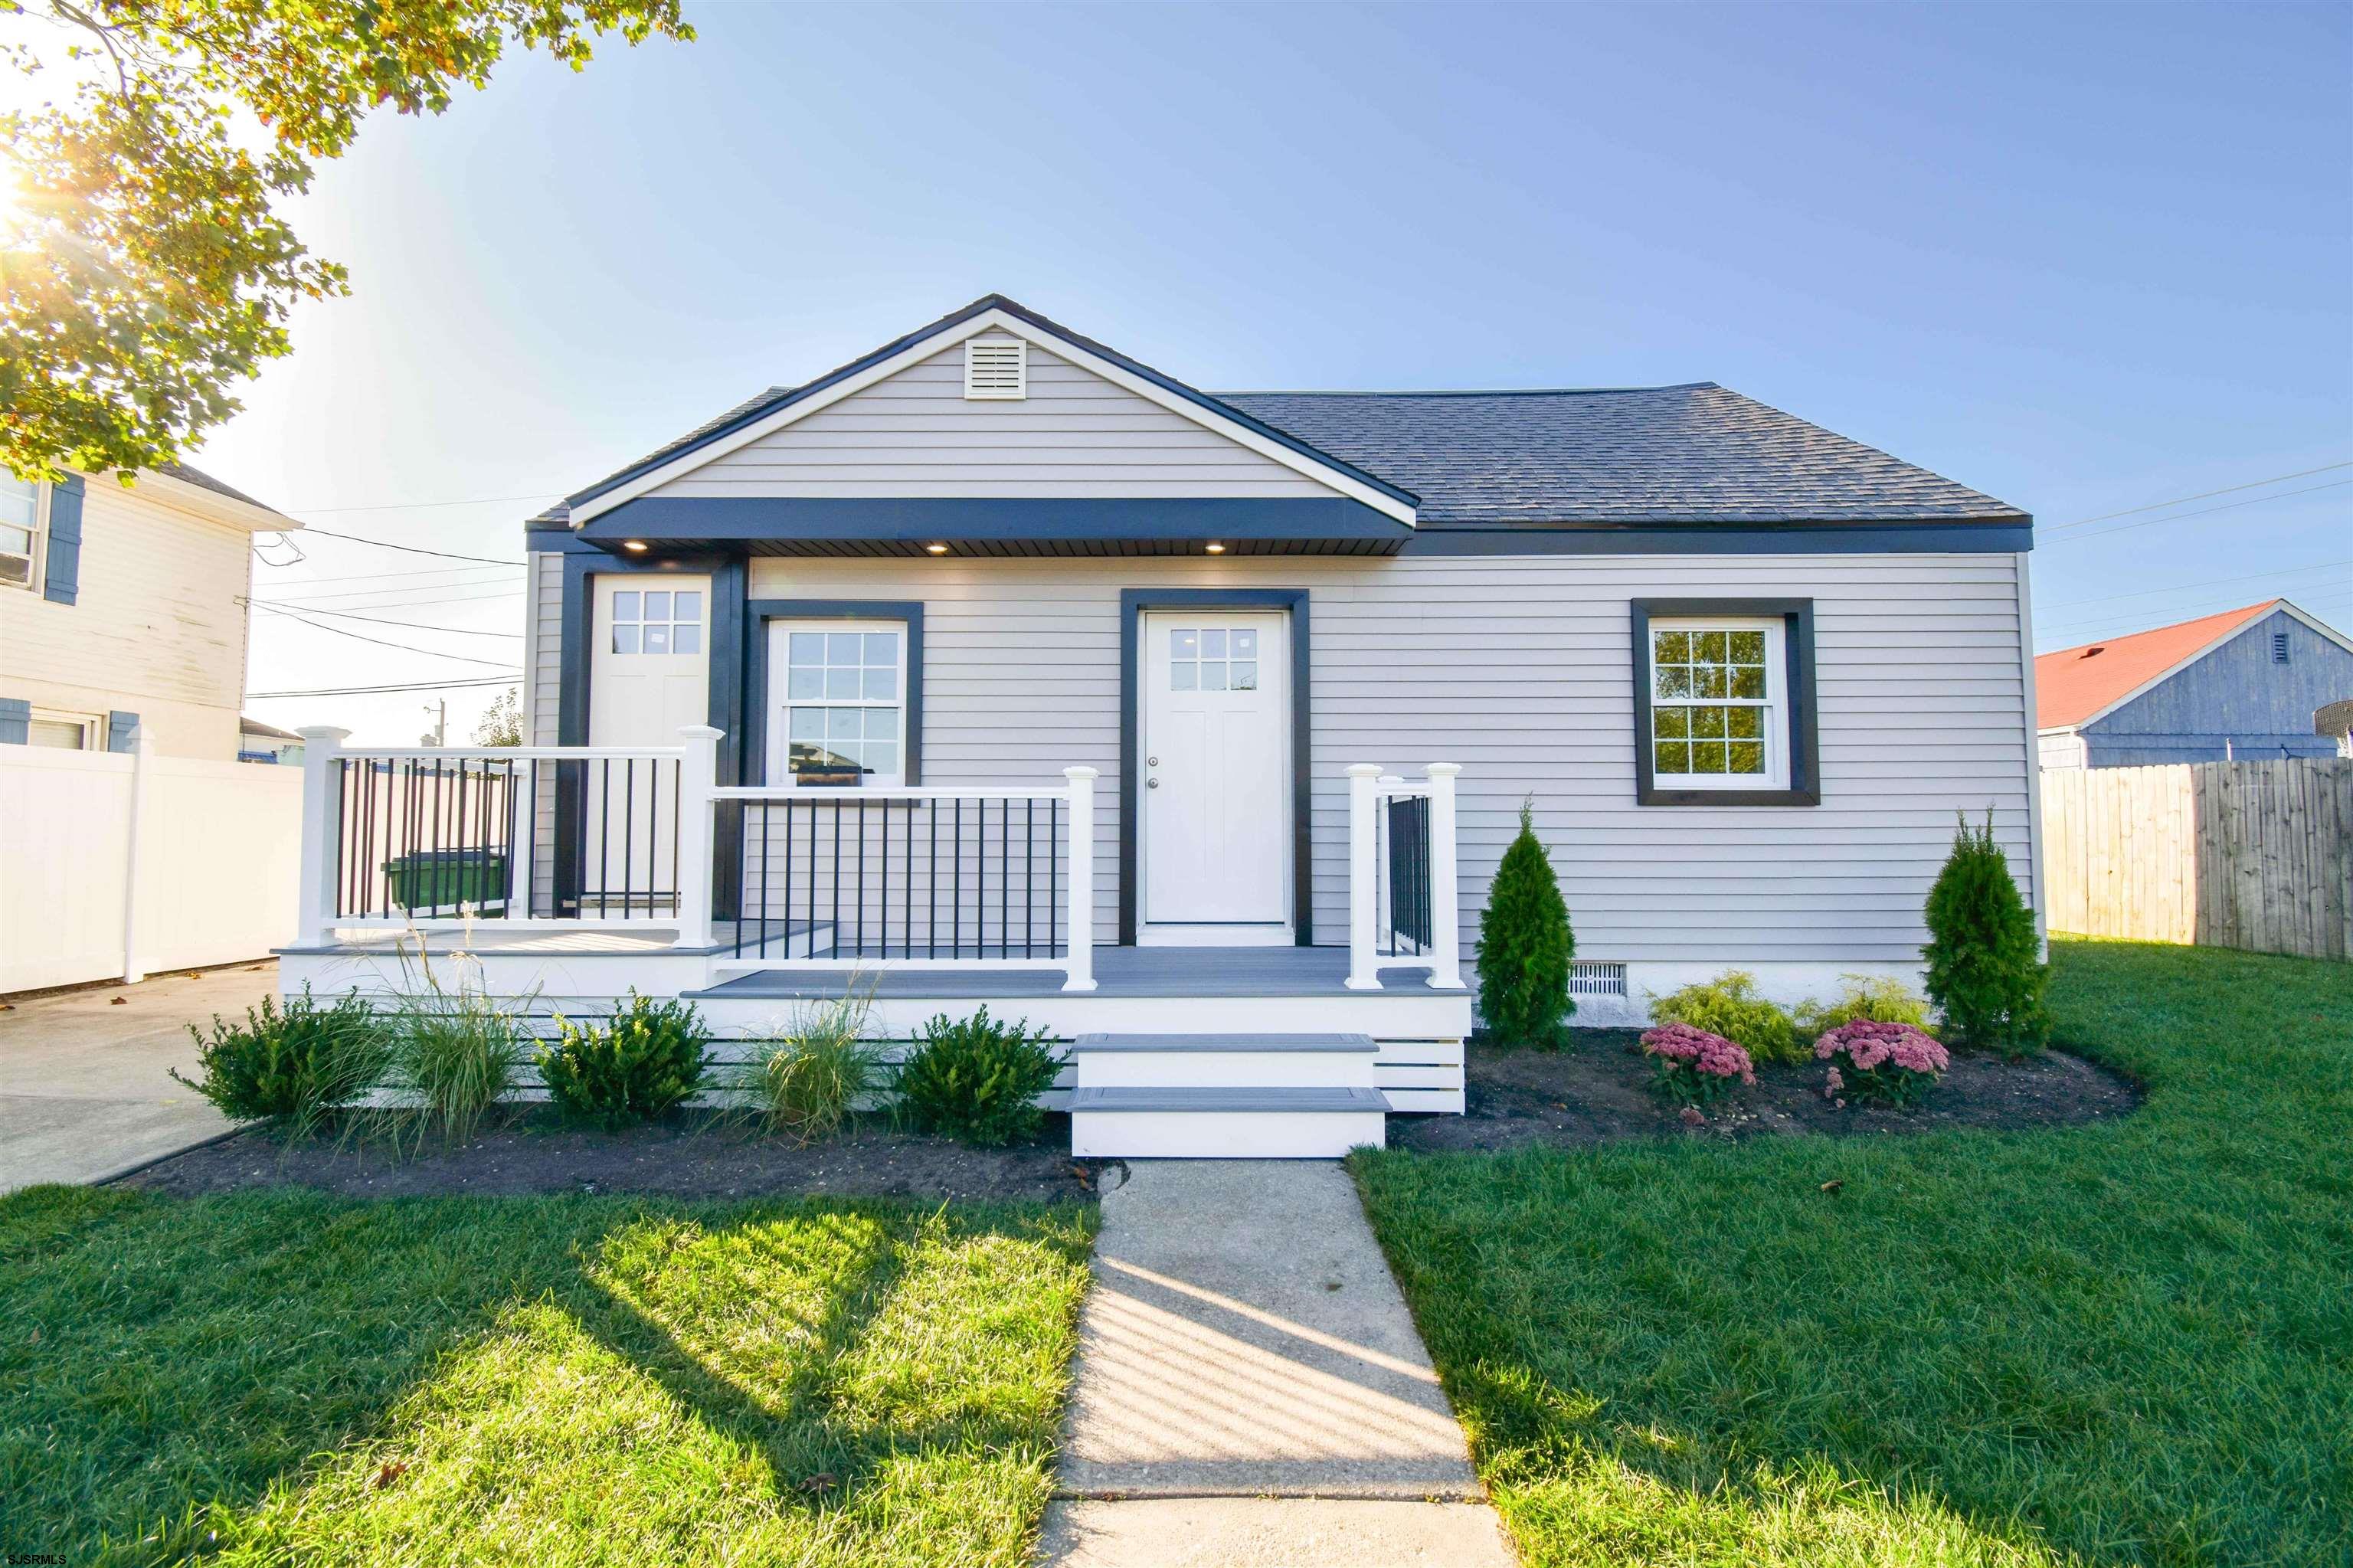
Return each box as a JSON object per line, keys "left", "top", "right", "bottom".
{"left": 165, "top": 2, "right": 2349, "bottom": 742}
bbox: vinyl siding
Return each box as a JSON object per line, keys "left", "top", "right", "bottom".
{"left": 524, "top": 548, "right": 565, "bottom": 914}
{"left": 643, "top": 338, "right": 1337, "bottom": 501}
{"left": 2080, "top": 610, "right": 2353, "bottom": 765}
{"left": 736, "top": 552, "right": 2037, "bottom": 964}
{"left": 0, "top": 478, "right": 252, "bottom": 758}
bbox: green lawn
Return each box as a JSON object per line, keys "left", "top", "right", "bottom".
{"left": 1352, "top": 939, "right": 2353, "bottom": 1568}
{"left": 1, "top": 1188, "right": 1095, "bottom": 1566}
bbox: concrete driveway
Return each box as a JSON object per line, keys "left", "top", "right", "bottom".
{"left": 1, "top": 964, "right": 276, "bottom": 1193}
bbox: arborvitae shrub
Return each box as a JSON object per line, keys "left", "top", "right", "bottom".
{"left": 1474, "top": 797, "right": 1576, "bottom": 1048}
{"left": 896, "top": 1006, "right": 1061, "bottom": 1147}
{"left": 1922, "top": 813, "right": 2049, "bottom": 1056}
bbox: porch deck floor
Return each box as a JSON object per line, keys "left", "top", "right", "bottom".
{"left": 688, "top": 945, "right": 1450, "bottom": 1000}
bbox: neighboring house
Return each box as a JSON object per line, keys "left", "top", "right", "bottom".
{"left": 0, "top": 463, "right": 293, "bottom": 758}
{"left": 2036, "top": 599, "right": 2353, "bottom": 769}
{"left": 280, "top": 293, "right": 2040, "bottom": 1157}
{"left": 238, "top": 716, "right": 306, "bottom": 765}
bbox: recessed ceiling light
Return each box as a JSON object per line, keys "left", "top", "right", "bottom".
{"left": 621, "top": 539, "right": 649, "bottom": 553}
{"left": 1205, "top": 541, "right": 1226, "bottom": 554}
{"left": 925, "top": 542, "right": 949, "bottom": 555}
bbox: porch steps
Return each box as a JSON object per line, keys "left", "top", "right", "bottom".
{"left": 1068, "top": 1033, "right": 1389, "bottom": 1158}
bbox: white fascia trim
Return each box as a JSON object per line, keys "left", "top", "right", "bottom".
{"left": 568, "top": 308, "right": 1419, "bottom": 528}
{"left": 2066, "top": 603, "right": 2344, "bottom": 732}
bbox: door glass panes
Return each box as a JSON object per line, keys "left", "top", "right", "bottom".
{"left": 1652, "top": 626, "right": 1771, "bottom": 777}
{"left": 784, "top": 625, "right": 902, "bottom": 785}
{"left": 1168, "top": 625, "right": 1262, "bottom": 692}
{"left": 610, "top": 586, "right": 704, "bottom": 655}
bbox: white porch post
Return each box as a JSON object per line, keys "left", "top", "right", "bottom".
{"left": 1425, "top": 762, "right": 1466, "bottom": 990}
{"left": 119, "top": 726, "right": 152, "bottom": 984}
{"left": 1062, "top": 766, "right": 1098, "bottom": 991}
{"left": 673, "top": 725, "right": 722, "bottom": 948}
{"left": 1346, "top": 762, "right": 1383, "bottom": 990}
{"left": 296, "top": 726, "right": 350, "bottom": 948}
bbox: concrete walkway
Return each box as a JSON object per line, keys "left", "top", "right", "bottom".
{"left": 1, "top": 964, "right": 273, "bottom": 1193}
{"left": 1039, "top": 1160, "right": 1517, "bottom": 1566}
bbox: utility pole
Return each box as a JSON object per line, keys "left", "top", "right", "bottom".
{"left": 421, "top": 699, "right": 447, "bottom": 748}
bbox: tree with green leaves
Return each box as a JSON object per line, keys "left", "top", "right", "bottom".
{"left": 472, "top": 686, "right": 525, "bottom": 747}
{"left": 1474, "top": 796, "right": 1576, "bottom": 1048}
{"left": 1921, "top": 812, "right": 2049, "bottom": 1055}
{"left": 1, "top": 0, "right": 692, "bottom": 483}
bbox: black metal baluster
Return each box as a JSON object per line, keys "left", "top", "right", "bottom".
{"left": 1050, "top": 799, "right": 1059, "bottom": 958}
{"left": 830, "top": 800, "right": 843, "bottom": 956}
{"left": 928, "top": 800, "right": 938, "bottom": 958}
{"left": 757, "top": 801, "right": 771, "bottom": 960}
{"left": 879, "top": 793, "right": 891, "bottom": 959}
{"left": 953, "top": 798, "right": 962, "bottom": 958}
{"left": 1000, "top": 798, "right": 1009, "bottom": 959}
{"left": 858, "top": 797, "right": 869, "bottom": 958}
{"left": 1025, "top": 797, "right": 1034, "bottom": 958}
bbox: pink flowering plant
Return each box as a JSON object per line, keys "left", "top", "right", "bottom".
{"left": 1813, "top": 1020, "right": 1950, "bottom": 1109}
{"left": 1641, "top": 1022, "right": 1756, "bottom": 1109}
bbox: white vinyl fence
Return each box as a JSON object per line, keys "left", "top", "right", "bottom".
{"left": 1, "top": 737, "right": 303, "bottom": 992}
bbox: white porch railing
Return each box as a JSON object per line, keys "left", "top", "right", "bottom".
{"left": 1346, "top": 762, "right": 1465, "bottom": 991}
{"left": 295, "top": 725, "right": 1098, "bottom": 991}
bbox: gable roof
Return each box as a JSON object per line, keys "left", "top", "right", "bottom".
{"left": 565, "top": 295, "right": 1419, "bottom": 524}
{"left": 558, "top": 293, "right": 2027, "bottom": 534}
{"left": 2036, "top": 601, "right": 2284, "bottom": 730}
{"left": 159, "top": 462, "right": 283, "bottom": 516}
{"left": 1217, "top": 386, "right": 2024, "bottom": 526}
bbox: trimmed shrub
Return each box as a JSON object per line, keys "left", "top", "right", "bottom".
{"left": 1641, "top": 1022, "right": 1755, "bottom": 1108}
{"left": 1793, "top": 974, "right": 1934, "bottom": 1037}
{"left": 1648, "top": 969, "right": 1802, "bottom": 1064}
{"left": 1816, "top": 1019, "right": 1950, "bottom": 1109}
{"left": 171, "top": 985, "right": 386, "bottom": 1138}
{"left": 1923, "top": 813, "right": 2050, "bottom": 1055}
{"left": 540, "top": 990, "right": 710, "bottom": 1131}
{"left": 1474, "top": 797, "right": 1576, "bottom": 1048}
{"left": 895, "top": 1006, "right": 1060, "bottom": 1147}
{"left": 752, "top": 989, "right": 885, "bottom": 1145}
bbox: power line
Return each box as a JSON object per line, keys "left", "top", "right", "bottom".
{"left": 2040, "top": 460, "right": 2353, "bottom": 535}
{"left": 251, "top": 604, "right": 523, "bottom": 668}
{"left": 278, "top": 491, "right": 565, "bottom": 514}
{"left": 256, "top": 584, "right": 526, "bottom": 610}
{"left": 248, "top": 676, "right": 519, "bottom": 698}
{"left": 2040, "top": 479, "right": 2353, "bottom": 547}
{"left": 265, "top": 525, "right": 524, "bottom": 566}
{"left": 241, "top": 597, "right": 523, "bottom": 638}
{"left": 2037, "top": 557, "right": 2353, "bottom": 612}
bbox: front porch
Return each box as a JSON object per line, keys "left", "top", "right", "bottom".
{"left": 277, "top": 732, "right": 1474, "bottom": 1151}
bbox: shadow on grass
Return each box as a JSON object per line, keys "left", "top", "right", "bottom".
{"left": 0, "top": 1186, "right": 1091, "bottom": 1568}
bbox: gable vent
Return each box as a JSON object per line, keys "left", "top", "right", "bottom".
{"left": 964, "top": 337, "right": 1026, "bottom": 400}
{"left": 2273, "top": 630, "right": 2291, "bottom": 664}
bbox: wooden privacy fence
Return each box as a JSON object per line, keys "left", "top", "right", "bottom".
{"left": 2040, "top": 758, "right": 2353, "bottom": 961}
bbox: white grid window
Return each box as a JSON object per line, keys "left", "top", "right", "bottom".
{"left": 610, "top": 588, "right": 703, "bottom": 656}
{"left": 1167, "top": 626, "right": 1261, "bottom": 692}
{"left": 780, "top": 624, "right": 905, "bottom": 787}
{"left": 1, "top": 475, "right": 45, "bottom": 591}
{"left": 1649, "top": 620, "right": 1786, "bottom": 788}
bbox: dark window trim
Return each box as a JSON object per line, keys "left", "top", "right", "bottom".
{"left": 1630, "top": 597, "right": 1820, "bottom": 807}
{"left": 1118, "top": 588, "right": 1312, "bottom": 946}
{"left": 742, "top": 599, "right": 925, "bottom": 788}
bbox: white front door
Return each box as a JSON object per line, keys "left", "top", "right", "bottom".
{"left": 586, "top": 575, "right": 709, "bottom": 912}
{"left": 1141, "top": 611, "right": 1291, "bottom": 932}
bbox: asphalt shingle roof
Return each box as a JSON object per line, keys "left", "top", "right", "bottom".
{"left": 1216, "top": 385, "right": 2024, "bottom": 526}
{"left": 159, "top": 460, "right": 284, "bottom": 517}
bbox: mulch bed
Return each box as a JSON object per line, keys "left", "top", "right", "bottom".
{"left": 1390, "top": 1030, "right": 2142, "bottom": 1154}
{"left": 116, "top": 1111, "right": 1105, "bottom": 1203}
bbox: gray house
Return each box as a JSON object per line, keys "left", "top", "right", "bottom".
{"left": 2037, "top": 599, "right": 2353, "bottom": 769}
{"left": 280, "top": 294, "right": 2041, "bottom": 1157}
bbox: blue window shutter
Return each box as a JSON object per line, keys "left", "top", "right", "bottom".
{"left": 0, "top": 697, "right": 28, "bottom": 745}
{"left": 107, "top": 710, "right": 139, "bottom": 752}
{"left": 43, "top": 474, "right": 85, "bottom": 605}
